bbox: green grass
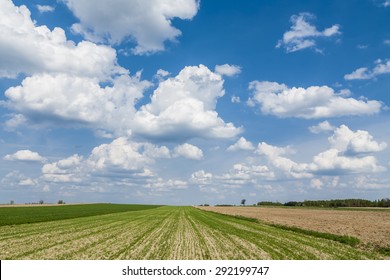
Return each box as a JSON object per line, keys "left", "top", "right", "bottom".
{"left": 0, "top": 203, "right": 162, "bottom": 226}
{"left": 268, "top": 224, "right": 361, "bottom": 247}
{"left": 0, "top": 206, "right": 386, "bottom": 260}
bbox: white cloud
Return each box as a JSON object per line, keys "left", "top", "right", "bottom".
{"left": 384, "top": 40, "right": 390, "bottom": 45}
{"left": 248, "top": 81, "right": 382, "bottom": 119}
{"left": 256, "top": 142, "right": 311, "bottom": 179}
{"left": 174, "top": 143, "right": 204, "bottom": 160}
{"left": 3, "top": 150, "right": 46, "bottom": 162}
{"left": 256, "top": 124, "right": 388, "bottom": 178}
{"left": 214, "top": 64, "right": 242, "bottom": 77}
{"left": 133, "top": 65, "right": 242, "bottom": 140}
{"left": 0, "top": 0, "right": 126, "bottom": 79}
{"left": 227, "top": 137, "right": 255, "bottom": 151}
{"left": 328, "top": 125, "right": 387, "bottom": 154}
{"left": 36, "top": 5, "right": 55, "bottom": 13}
{"left": 309, "top": 121, "right": 335, "bottom": 134}
{"left": 344, "top": 59, "right": 390, "bottom": 80}
{"left": 311, "top": 148, "right": 386, "bottom": 174}
{"left": 190, "top": 170, "right": 213, "bottom": 185}
{"left": 42, "top": 154, "right": 84, "bottom": 182}
{"left": 62, "top": 0, "right": 199, "bottom": 55}
{"left": 42, "top": 137, "right": 171, "bottom": 183}
{"left": 5, "top": 73, "right": 151, "bottom": 136}
{"left": 276, "top": 13, "right": 341, "bottom": 53}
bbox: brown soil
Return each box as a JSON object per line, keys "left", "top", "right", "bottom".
{"left": 197, "top": 206, "right": 390, "bottom": 248}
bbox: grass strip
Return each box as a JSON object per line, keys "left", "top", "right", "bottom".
{"left": 268, "top": 224, "right": 361, "bottom": 247}
{"left": 0, "top": 204, "right": 162, "bottom": 226}
{"left": 197, "top": 208, "right": 361, "bottom": 247}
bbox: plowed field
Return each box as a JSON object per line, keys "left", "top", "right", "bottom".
{"left": 197, "top": 206, "right": 390, "bottom": 249}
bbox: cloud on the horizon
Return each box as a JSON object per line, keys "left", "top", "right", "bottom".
{"left": 62, "top": 0, "right": 199, "bottom": 55}
{"left": 276, "top": 12, "right": 341, "bottom": 53}
{"left": 248, "top": 81, "right": 382, "bottom": 119}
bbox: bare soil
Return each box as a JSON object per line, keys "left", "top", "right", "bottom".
{"left": 197, "top": 206, "right": 390, "bottom": 248}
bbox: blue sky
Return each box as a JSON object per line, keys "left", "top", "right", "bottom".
{"left": 1, "top": 0, "right": 390, "bottom": 205}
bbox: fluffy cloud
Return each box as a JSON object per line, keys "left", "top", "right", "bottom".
{"left": 3, "top": 150, "right": 46, "bottom": 162}
{"left": 190, "top": 170, "right": 213, "bottom": 185}
{"left": 311, "top": 149, "right": 386, "bottom": 174}
{"left": 174, "top": 143, "right": 204, "bottom": 160}
{"left": 256, "top": 125, "right": 387, "bottom": 177}
{"left": 344, "top": 59, "right": 390, "bottom": 80}
{"left": 5, "top": 73, "right": 150, "bottom": 135}
{"left": 42, "top": 154, "right": 84, "bottom": 182}
{"left": 0, "top": 0, "right": 126, "bottom": 79}
{"left": 42, "top": 137, "right": 172, "bottom": 183}
{"left": 328, "top": 125, "right": 387, "bottom": 154}
{"left": 256, "top": 142, "right": 312, "bottom": 178}
{"left": 227, "top": 137, "right": 255, "bottom": 151}
{"left": 214, "top": 64, "right": 242, "bottom": 77}
{"left": 309, "top": 121, "right": 335, "bottom": 134}
{"left": 248, "top": 81, "right": 382, "bottom": 119}
{"left": 63, "top": 0, "right": 199, "bottom": 54}
{"left": 133, "top": 65, "right": 242, "bottom": 140}
{"left": 276, "top": 13, "right": 341, "bottom": 53}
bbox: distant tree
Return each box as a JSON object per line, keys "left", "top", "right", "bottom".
{"left": 57, "top": 200, "right": 65, "bottom": 204}
{"left": 10, "top": 200, "right": 14, "bottom": 205}
{"left": 39, "top": 200, "right": 44, "bottom": 204}
{"left": 241, "top": 199, "right": 246, "bottom": 206}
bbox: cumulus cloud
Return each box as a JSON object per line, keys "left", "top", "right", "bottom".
{"left": 344, "top": 59, "right": 390, "bottom": 80}
{"left": 42, "top": 154, "right": 84, "bottom": 182}
{"left": 133, "top": 65, "right": 242, "bottom": 140}
{"left": 5, "top": 73, "right": 151, "bottom": 135}
{"left": 227, "top": 137, "right": 255, "bottom": 152}
{"left": 309, "top": 121, "right": 335, "bottom": 134}
{"left": 42, "top": 137, "right": 171, "bottom": 183}
{"left": 214, "top": 64, "right": 242, "bottom": 77}
{"left": 256, "top": 125, "right": 387, "bottom": 177}
{"left": 256, "top": 142, "right": 311, "bottom": 178}
{"left": 276, "top": 12, "right": 341, "bottom": 53}
{"left": 174, "top": 143, "right": 204, "bottom": 160}
{"left": 4, "top": 150, "right": 46, "bottom": 162}
{"left": 0, "top": 0, "right": 126, "bottom": 79}
{"left": 248, "top": 81, "right": 382, "bottom": 119}
{"left": 328, "top": 125, "right": 387, "bottom": 154}
{"left": 190, "top": 170, "right": 213, "bottom": 185}
{"left": 62, "top": 0, "right": 199, "bottom": 54}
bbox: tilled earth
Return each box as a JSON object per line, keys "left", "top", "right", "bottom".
{"left": 197, "top": 206, "right": 390, "bottom": 249}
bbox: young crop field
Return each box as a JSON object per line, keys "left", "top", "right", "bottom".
{"left": 0, "top": 203, "right": 162, "bottom": 226}
{"left": 0, "top": 205, "right": 387, "bottom": 260}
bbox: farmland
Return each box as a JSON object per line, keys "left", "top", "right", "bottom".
{"left": 0, "top": 205, "right": 387, "bottom": 260}
{"left": 197, "top": 206, "right": 390, "bottom": 249}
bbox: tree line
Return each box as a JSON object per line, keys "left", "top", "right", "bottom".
{"left": 257, "top": 198, "right": 390, "bottom": 208}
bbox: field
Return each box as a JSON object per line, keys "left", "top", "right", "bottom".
{"left": 0, "top": 204, "right": 388, "bottom": 260}
{"left": 0, "top": 203, "right": 161, "bottom": 226}
{"left": 197, "top": 206, "right": 390, "bottom": 250}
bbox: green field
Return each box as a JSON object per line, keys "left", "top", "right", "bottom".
{"left": 0, "top": 205, "right": 386, "bottom": 260}
{"left": 0, "top": 204, "right": 162, "bottom": 226}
